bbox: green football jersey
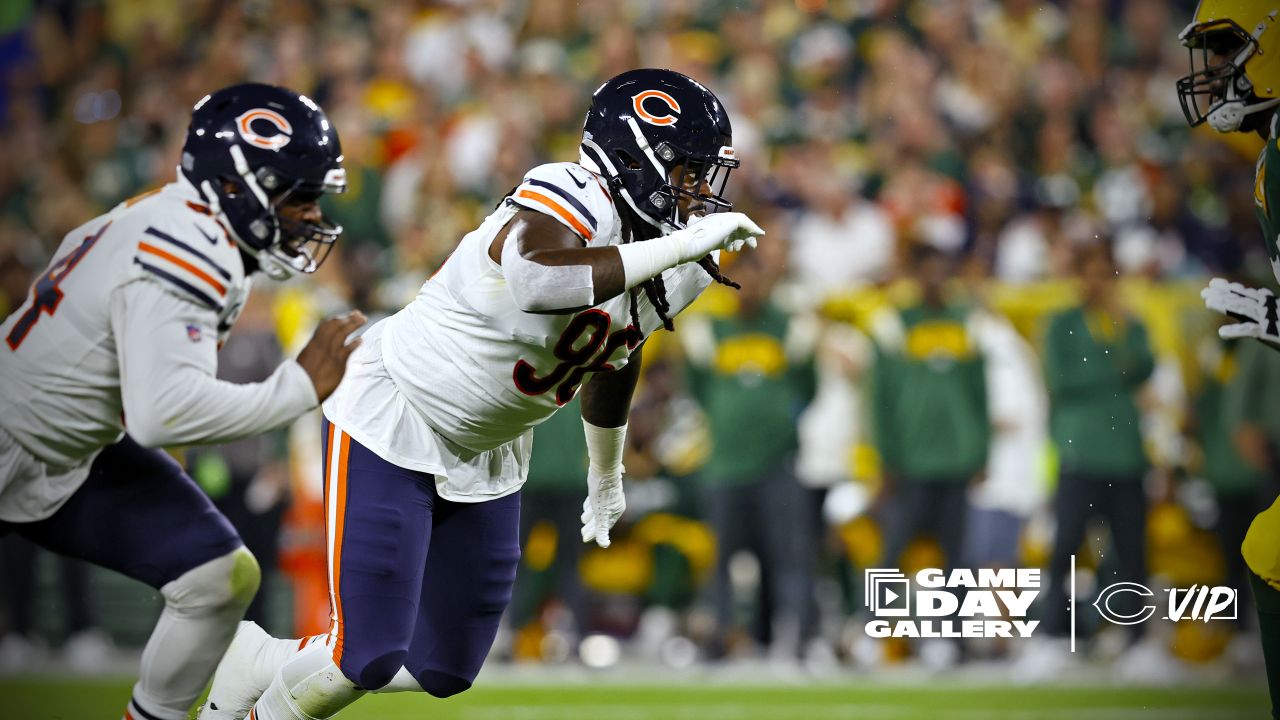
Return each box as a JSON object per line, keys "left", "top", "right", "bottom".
{"left": 1256, "top": 109, "right": 1280, "bottom": 285}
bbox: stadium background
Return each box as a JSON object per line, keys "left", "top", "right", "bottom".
{"left": 0, "top": 0, "right": 1274, "bottom": 717}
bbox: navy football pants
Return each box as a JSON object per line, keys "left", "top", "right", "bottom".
{"left": 320, "top": 420, "right": 521, "bottom": 696}
{"left": 1, "top": 436, "right": 243, "bottom": 589}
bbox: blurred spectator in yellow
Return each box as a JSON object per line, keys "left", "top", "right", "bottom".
{"left": 681, "top": 245, "right": 818, "bottom": 661}
{"left": 871, "top": 245, "right": 989, "bottom": 574}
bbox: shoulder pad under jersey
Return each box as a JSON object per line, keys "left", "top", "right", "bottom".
{"left": 130, "top": 193, "right": 245, "bottom": 312}
{"left": 507, "top": 162, "right": 616, "bottom": 244}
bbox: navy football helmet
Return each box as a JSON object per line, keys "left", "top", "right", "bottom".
{"left": 579, "top": 69, "right": 738, "bottom": 233}
{"left": 181, "top": 83, "right": 346, "bottom": 279}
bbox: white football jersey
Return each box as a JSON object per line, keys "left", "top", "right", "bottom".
{"left": 324, "top": 162, "right": 712, "bottom": 501}
{"left": 0, "top": 178, "right": 250, "bottom": 472}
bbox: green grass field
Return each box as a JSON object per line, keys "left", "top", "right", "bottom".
{"left": 0, "top": 678, "right": 1269, "bottom": 720}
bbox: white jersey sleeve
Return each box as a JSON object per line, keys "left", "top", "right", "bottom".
{"left": 507, "top": 163, "right": 617, "bottom": 246}
{"left": 111, "top": 277, "right": 317, "bottom": 448}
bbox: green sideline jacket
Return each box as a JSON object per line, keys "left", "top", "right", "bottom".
{"left": 1043, "top": 306, "right": 1154, "bottom": 478}
{"left": 684, "top": 302, "right": 817, "bottom": 487}
{"left": 1221, "top": 337, "right": 1280, "bottom": 465}
{"left": 1198, "top": 341, "right": 1267, "bottom": 494}
{"left": 871, "top": 303, "right": 989, "bottom": 482}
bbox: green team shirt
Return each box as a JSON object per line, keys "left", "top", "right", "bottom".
{"left": 871, "top": 303, "right": 989, "bottom": 482}
{"left": 1222, "top": 338, "right": 1280, "bottom": 461}
{"left": 1198, "top": 341, "right": 1267, "bottom": 494}
{"left": 1043, "top": 306, "right": 1154, "bottom": 477}
{"left": 1256, "top": 109, "right": 1280, "bottom": 285}
{"left": 685, "top": 303, "right": 816, "bottom": 486}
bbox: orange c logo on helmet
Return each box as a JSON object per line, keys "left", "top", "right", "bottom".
{"left": 632, "top": 90, "right": 681, "bottom": 127}
{"left": 235, "top": 108, "right": 293, "bottom": 150}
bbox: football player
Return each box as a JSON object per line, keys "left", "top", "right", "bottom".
{"left": 198, "top": 68, "right": 763, "bottom": 720}
{"left": 1180, "top": 2, "right": 1280, "bottom": 715}
{"left": 0, "top": 83, "right": 364, "bottom": 720}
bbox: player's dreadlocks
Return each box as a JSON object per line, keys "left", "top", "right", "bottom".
{"left": 616, "top": 201, "right": 739, "bottom": 333}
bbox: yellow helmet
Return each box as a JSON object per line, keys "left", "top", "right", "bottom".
{"left": 1178, "top": 1, "right": 1280, "bottom": 132}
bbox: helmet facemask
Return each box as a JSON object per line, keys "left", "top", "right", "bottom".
{"left": 650, "top": 144, "right": 740, "bottom": 229}
{"left": 1178, "top": 19, "right": 1280, "bottom": 132}
{"left": 204, "top": 145, "right": 345, "bottom": 280}
{"left": 268, "top": 178, "right": 344, "bottom": 277}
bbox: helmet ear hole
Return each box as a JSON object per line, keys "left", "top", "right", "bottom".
{"left": 614, "top": 149, "right": 642, "bottom": 171}
{"left": 216, "top": 175, "right": 243, "bottom": 198}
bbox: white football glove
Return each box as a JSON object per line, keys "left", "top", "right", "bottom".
{"left": 1202, "top": 277, "right": 1280, "bottom": 344}
{"left": 678, "top": 212, "right": 764, "bottom": 260}
{"left": 581, "top": 466, "right": 625, "bottom": 548}
{"left": 617, "top": 212, "right": 764, "bottom": 289}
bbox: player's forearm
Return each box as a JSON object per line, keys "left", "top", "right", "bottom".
{"left": 112, "top": 278, "right": 319, "bottom": 448}
{"left": 580, "top": 344, "right": 643, "bottom": 428}
{"left": 502, "top": 209, "right": 756, "bottom": 314}
{"left": 125, "top": 360, "right": 317, "bottom": 447}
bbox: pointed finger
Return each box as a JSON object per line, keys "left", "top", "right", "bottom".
{"left": 1219, "top": 322, "right": 1262, "bottom": 339}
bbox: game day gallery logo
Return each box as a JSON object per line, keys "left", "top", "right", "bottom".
{"left": 863, "top": 561, "right": 1239, "bottom": 644}
{"left": 863, "top": 568, "right": 1041, "bottom": 639}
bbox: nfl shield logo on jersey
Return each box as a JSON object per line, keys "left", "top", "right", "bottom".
{"left": 185, "top": 323, "right": 202, "bottom": 342}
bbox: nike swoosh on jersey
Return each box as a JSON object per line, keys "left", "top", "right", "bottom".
{"left": 565, "top": 169, "right": 589, "bottom": 189}
{"left": 194, "top": 223, "right": 219, "bottom": 245}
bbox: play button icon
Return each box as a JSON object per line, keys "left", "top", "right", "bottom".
{"left": 864, "top": 569, "right": 911, "bottom": 616}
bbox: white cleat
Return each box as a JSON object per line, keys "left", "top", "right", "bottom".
{"left": 198, "top": 621, "right": 272, "bottom": 720}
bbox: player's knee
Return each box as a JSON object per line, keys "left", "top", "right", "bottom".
{"left": 415, "top": 669, "right": 472, "bottom": 698}
{"left": 343, "top": 649, "right": 408, "bottom": 691}
{"left": 161, "top": 546, "right": 260, "bottom": 617}
{"left": 225, "top": 546, "right": 262, "bottom": 608}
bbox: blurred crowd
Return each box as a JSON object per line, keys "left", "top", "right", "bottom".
{"left": 0, "top": 0, "right": 1277, "bottom": 680}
